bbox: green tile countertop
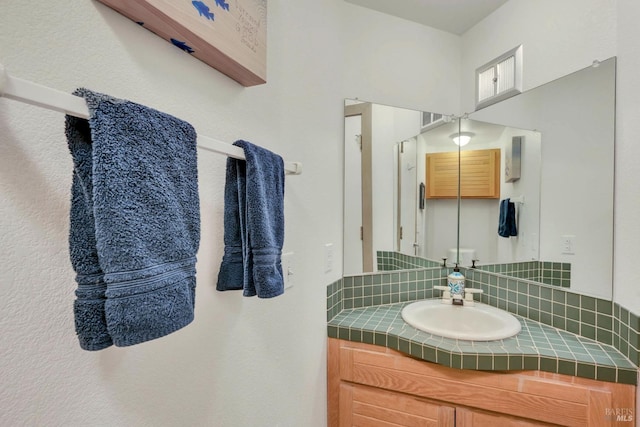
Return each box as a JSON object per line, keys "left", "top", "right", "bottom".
{"left": 327, "top": 301, "right": 638, "bottom": 385}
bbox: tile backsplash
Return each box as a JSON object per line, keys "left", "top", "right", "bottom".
{"left": 464, "top": 268, "right": 639, "bottom": 366}
{"left": 478, "top": 260, "right": 571, "bottom": 288}
{"left": 376, "top": 251, "right": 441, "bottom": 271}
{"left": 327, "top": 266, "right": 639, "bottom": 367}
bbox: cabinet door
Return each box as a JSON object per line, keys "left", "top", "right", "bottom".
{"left": 426, "top": 148, "right": 500, "bottom": 199}
{"left": 329, "top": 340, "right": 636, "bottom": 427}
{"left": 456, "top": 407, "right": 556, "bottom": 427}
{"left": 339, "top": 383, "right": 455, "bottom": 427}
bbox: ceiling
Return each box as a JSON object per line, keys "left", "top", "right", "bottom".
{"left": 344, "top": 0, "right": 509, "bottom": 35}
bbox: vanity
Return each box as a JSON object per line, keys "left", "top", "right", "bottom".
{"left": 336, "top": 57, "right": 637, "bottom": 425}
{"left": 328, "top": 339, "right": 634, "bottom": 426}
{"left": 326, "top": 275, "right": 638, "bottom": 426}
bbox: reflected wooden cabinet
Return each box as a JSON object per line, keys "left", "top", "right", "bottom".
{"left": 426, "top": 149, "right": 500, "bottom": 199}
{"left": 328, "top": 339, "right": 636, "bottom": 427}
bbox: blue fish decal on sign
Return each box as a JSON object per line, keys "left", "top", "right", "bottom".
{"left": 192, "top": 1, "right": 215, "bottom": 20}
{"left": 214, "top": 0, "right": 230, "bottom": 11}
{"left": 171, "top": 38, "right": 194, "bottom": 53}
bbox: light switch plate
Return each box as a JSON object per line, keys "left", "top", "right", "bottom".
{"left": 324, "top": 243, "right": 334, "bottom": 273}
{"left": 282, "top": 252, "right": 294, "bottom": 290}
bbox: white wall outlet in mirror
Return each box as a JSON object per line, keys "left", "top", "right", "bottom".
{"left": 562, "top": 235, "right": 576, "bottom": 255}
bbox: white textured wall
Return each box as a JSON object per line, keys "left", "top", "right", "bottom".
{"left": 461, "top": 0, "right": 617, "bottom": 113}
{"left": 0, "top": 1, "right": 459, "bottom": 426}
{"left": 461, "top": 0, "right": 618, "bottom": 300}
{"left": 341, "top": 5, "right": 461, "bottom": 114}
{"left": 462, "top": 0, "right": 640, "bottom": 309}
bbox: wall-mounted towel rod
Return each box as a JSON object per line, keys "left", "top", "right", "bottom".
{"left": 0, "top": 64, "right": 302, "bottom": 175}
{"left": 511, "top": 195, "right": 525, "bottom": 204}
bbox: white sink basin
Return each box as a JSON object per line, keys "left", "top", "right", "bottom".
{"left": 401, "top": 299, "right": 521, "bottom": 341}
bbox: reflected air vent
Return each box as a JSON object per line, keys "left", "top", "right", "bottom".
{"left": 475, "top": 45, "right": 523, "bottom": 110}
{"left": 421, "top": 111, "right": 444, "bottom": 131}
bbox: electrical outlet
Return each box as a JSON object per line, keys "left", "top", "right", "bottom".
{"left": 561, "top": 235, "right": 575, "bottom": 255}
{"left": 324, "top": 243, "right": 334, "bottom": 273}
{"left": 282, "top": 252, "right": 294, "bottom": 290}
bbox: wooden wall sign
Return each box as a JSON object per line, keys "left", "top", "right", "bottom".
{"left": 97, "top": 0, "right": 267, "bottom": 86}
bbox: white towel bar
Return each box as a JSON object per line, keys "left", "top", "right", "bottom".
{"left": 0, "top": 63, "right": 302, "bottom": 175}
{"left": 511, "top": 195, "right": 525, "bottom": 204}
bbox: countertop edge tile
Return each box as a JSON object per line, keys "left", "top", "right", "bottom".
{"left": 327, "top": 301, "right": 638, "bottom": 385}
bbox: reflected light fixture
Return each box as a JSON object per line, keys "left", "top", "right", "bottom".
{"left": 450, "top": 132, "right": 474, "bottom": 147}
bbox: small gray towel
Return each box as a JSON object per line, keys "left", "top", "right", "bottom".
{"left": 216, "top": 140, "right": 285, "bottom": 298}
{"left": 498, "top": 198, "right": 518, "bottom": 237}
{"left": 66, "top": 88, "right": 200, "bottom": 350}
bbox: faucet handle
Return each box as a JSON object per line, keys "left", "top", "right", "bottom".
{"left": 433, "top": 286, "right": 452, "bottom": 304}
{"left": 464, "top": 288, "right": 483, "bottom": 305}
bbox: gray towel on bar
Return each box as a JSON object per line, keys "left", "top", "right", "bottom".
{"left": 216, "top": 140, "right": 285, "bottom": 298}
{"left": 66, "top": 88, "right": 200, "bottom": 350}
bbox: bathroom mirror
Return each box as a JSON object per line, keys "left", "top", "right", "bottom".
{"left": 343, "top": 108, "right": 540, "bottom": 273}
{"left": 343, "top": 100, "right": 457, "bottom": 276}
{"left": 342, "top": 56, "right": 615, "bottom": 300}
{"left": 464, "top": 57, "right": 615, "bottom": 300}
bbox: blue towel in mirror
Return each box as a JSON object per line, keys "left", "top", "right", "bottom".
{"left": 217, "top": 140, "right": 285, "bottom": 298}
{"left": 498, "top": 198, "right": 518, "bottom": 237}
{"left": 66, "top": 88, "right": 200, "bottom": 350}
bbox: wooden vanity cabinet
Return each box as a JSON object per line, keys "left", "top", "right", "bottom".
{"left": 328, "top": 338, "right": 636, "bottom": 427}
{"left": 339, "top": 382, "right": 455, "bottom": 426}
{"left": 455, "top": 407, "right": 556, "bottom": 426}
